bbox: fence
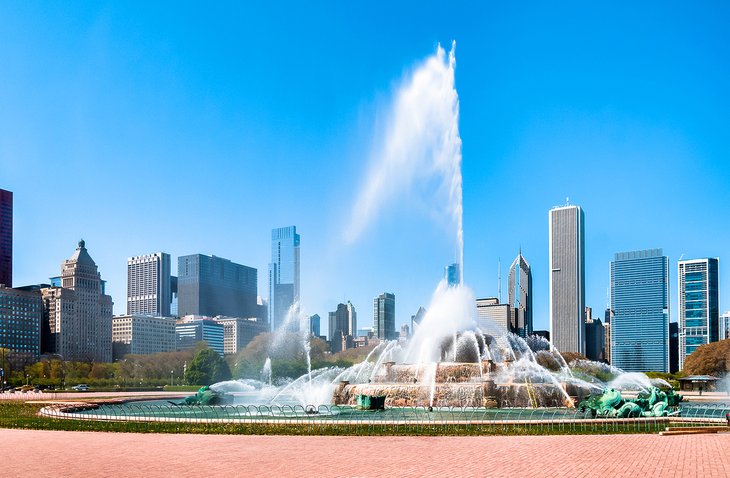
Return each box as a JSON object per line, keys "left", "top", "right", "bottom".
{"left": 1, "top": 399, "right": 729, "bottom": 436}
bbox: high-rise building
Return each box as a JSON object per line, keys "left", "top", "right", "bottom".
{"left": 127, "top": 252, "right": 172, "bottom": 317}
{"left": 175, "top": 316, "right": 225, "bottom": 356}
{"left": 373, "top": 292, "right": 396, "bottom": 340}
{"left": 306, "top": 314, "right": 321, "bottom": 337}
{"left": 214, "top": 316, "right": 268, "bottom": 355}
{"left": 177, "top": 254, "right": 257, "bottom": 319}
{"left": 720, "top": 311, "right": 730, "bottom": 341}
{"left": 476, "top": 297, "right": 510, "bottom": 332}
{"left": 603, "top": 308, "right": 613, "bottom": 365}
{"left": 0, "top": 285, "right": 42, "bottom": 358}
{"left": 329, "top": 302, "right": 356, "bottom": 353}
{"left": 445, "top": 263, "right": 460, "bottom": 286}
{"left": 269, "top": 226, "right": 300, "bottom": 331}
{"left": 669, "top": 322, "right": 679, "bottom": 374}
{"left": 584, "top": 307, "right": 605, "bottom": 362}
{"left": 549, "top": 204, "right": 585, "bottom": 354}
{"left": 41, "top": 240, "right": 113, "bottom": 362}
{"left": 411, "top": 306, "right": 426, "bottom": 335}
{"left": 678, "top": 258, "right": 720, "bottom": 369}
{"left": 0, "top": 188, "right": 12, "bottom": 288}
{"left": 610, "top": 249, "right": 670, "bottom": 372}
{"left": 111, "top": 314, "right": 176, "bottom": 360}
{"left": 508, "top": 250, "right": 533, "bottom": 337}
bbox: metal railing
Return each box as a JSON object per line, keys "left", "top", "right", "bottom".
{"left": 2, "top": 399, "right": 729, "bottom": 436}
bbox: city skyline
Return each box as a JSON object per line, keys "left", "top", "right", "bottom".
{"left": 2, "top": 3, "right": 730, "bottom": 335}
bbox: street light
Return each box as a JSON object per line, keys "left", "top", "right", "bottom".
{"left": 170, "top": 370, "right": 174, "bottom": 387}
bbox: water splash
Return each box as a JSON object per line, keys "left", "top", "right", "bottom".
{"left": 347, "top": 42, "right": 463, "bottom": 277}
{"left": 261, "top": 357, "right": 272, "bottom": 387}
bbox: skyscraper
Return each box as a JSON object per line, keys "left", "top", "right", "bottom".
{"left": 373, "top": 292, "right": 396, "bottom": 340}
{"left": 476, "top": 297, "right": 510, "bottom": 332}
{"left": 329, "top": 302, "right": 356, "bottom": 353}
{"left": 177, "top": 254, "right": 257, "bottom": 319}
{"left": 41, "top": 240, "right": 113, "bottom": 362}
{"left": 678, "top": 258, "right": 720, "bottom": 369}
{"left": 127, "top": 252, "right": 172, "bottom": 317}
{"left": 0, "top": 285, "right": 42, "bottom": 358}
{"left": 610, "top": 249, "right": 669, "bottom": 372}
{"left": 549, "top": 204, "right": 585, "bottom": 354}
{"left": 0, "top": 188, "right": 12, "bottom": 287}
{"left": 269, "top": 226, "right": 300, "bottom": 330}
{"left": 508, "top": 250, "right": 533, "bottom": 337}
{"left": 445, "top": 263, "right": 460, "bottom": 286}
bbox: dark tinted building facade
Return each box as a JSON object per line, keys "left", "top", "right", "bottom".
{"left": 0, "top": 189, "right": 12, "bottom": 287}
{"left": 178, "top": 254, "right": 257, "bottom": 319}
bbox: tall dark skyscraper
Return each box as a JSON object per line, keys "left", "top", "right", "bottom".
{"left": 0, "top": 188, "right": 12, "bottom": 287}
{"left": 549, "top": 204, "right": 586, "bottom": 354}
{"left": 678, "top": 257, "right": 720, "bottom": 369}
{"left": 373, "top": 292, "right": 396, "bottom": 340}
{"left": 177, "top": 254, "right": 257, "bottom": 318}
{"left": 269, "top": 226, "right": 300, "bottom": 330}
{"left": 508, "top": 250, "right": 532, "bottom": 337}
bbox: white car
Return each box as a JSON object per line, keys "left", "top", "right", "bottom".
{"left": 71, "top": 384, "right": 89, "bottom": 391}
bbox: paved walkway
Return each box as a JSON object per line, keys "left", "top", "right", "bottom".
{"left": 2, "top": 428, "right": 729, "bottom": 477}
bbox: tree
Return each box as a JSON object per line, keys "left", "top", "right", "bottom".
{"left": 683, "top": 339, "right": 730, "bottom": 376}
{"left": 185, "top": 348, "right": 231, "bottom": 385}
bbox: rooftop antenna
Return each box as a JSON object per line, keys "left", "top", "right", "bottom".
{"left": 498, "top": 258, "right": 502, "bottom": 303}
{"left": 566, "top": 196, "right": 570, "bottom": 206}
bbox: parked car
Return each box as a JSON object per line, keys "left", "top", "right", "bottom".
{"left": 71, "top": 384, "right": 89, "bottom": 391}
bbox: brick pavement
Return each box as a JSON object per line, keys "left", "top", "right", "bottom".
{"left": 2, "top": 428, "right": 729, "bottom": 477}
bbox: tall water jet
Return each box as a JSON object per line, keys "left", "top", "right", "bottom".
{"left": 261, "top": 357, "right": 272, "bottom": 387}
{"left": 347, "top": 41, "right": 463, "bottom": 279}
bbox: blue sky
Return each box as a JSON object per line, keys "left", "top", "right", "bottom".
{"left": 2, "top": 2, "right": 729, "bottom": 334}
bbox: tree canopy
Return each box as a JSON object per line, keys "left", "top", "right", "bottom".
{"left": 683, "top": 339, "right": 730, "bottom": 376}
{"left": 185, "top": 348, "right": 232, "bottom": 386}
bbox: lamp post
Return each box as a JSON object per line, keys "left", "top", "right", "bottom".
{"left": 170, "top": 370, "right": 174, "bottom": 387}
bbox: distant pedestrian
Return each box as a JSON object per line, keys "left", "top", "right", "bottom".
{"left": 726, "top": 413, "right": 729, "bottom": 427}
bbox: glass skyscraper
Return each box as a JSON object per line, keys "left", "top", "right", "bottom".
{"left": 610, "top": 249, "right": 669, "bottom": 372}
{"left": 508, "top": 250, "right": 532, "bottom": 338}
{"left": 269, "top": 226, "right": 300, "bottom": 330}
{"left": 678, "top": 258, "right": 719, "bottom": 369}
{"left": 549, "top": 204, "right": 585, "bottom": 354}
{"left": 373, "top": 292, "right": 396, "bottom": 340}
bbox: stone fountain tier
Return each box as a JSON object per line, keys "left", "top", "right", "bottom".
{"left": 334, "top": 361, "right": 590, "bottom": 408}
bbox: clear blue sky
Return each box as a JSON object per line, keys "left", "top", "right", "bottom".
{"left": 2, "top": 2, "right": 729, "bottom": 334}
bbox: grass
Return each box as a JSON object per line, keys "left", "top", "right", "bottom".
{"left": 0, "top": 400, "right": 673, "bottom": 436}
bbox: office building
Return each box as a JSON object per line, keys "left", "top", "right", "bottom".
{"left": 476, "top": 297, "right": 510, "bottom": 332}
{"left": 269, "top": 226, "right": 300, "bottom": 331}
{"left": 719, "top": 311, "right": 730, "bottom": 340}
{"left": 411, "top": 306, "right": 426, "bottom": 335}
{"left": 177, "top": 254, "right": 257, "bottom": 319}
{"left": 305, "top": 314, "right": 321, "bottom": 337}
{"left": 127, "top": 252, "right": 172, "bottom": 317}
{"left": 0, "top": 189, "right": 11, "bottom": 287}
{"left": 610, "top": 249, "right": 670, "bottom": 372}
{"left": 111, "top": 314, "right": 176, "bottom": 360}
{"left": 0, "top": 285, "right": 42, "bottom": 357}
{"left": 445, "top": 263, "right": 460, "bottom": 286}
{"left": 549, "top": 204, "right": 585, "bottom": 354}
{"left": 41, "top": 240, "right": 113, "bottom": 362}
{"left": 584, "top": 307, "right": 605, "bottom": 362}
{"left": 329, "top": 302, "right": 356, "bottom": 353}
{"left": 669, "top": 322, "right": 679, "bottom": 374}
{"left": 214, "top": 316, "right": 268, "bottom": 355}
{"left": 678, "top": 258, "right": 720, "bottom": 369}
{"left": 373, "top": 292, "right": 396, "bottom": 340}
{"left": 508, "top": 250, "right": 533, "bottom": 337}
{"left": 175, "top": 316, "right": 225, "bottom": 356}
{"left": 603, "top": 308, "right": 613, "bottom": 365}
